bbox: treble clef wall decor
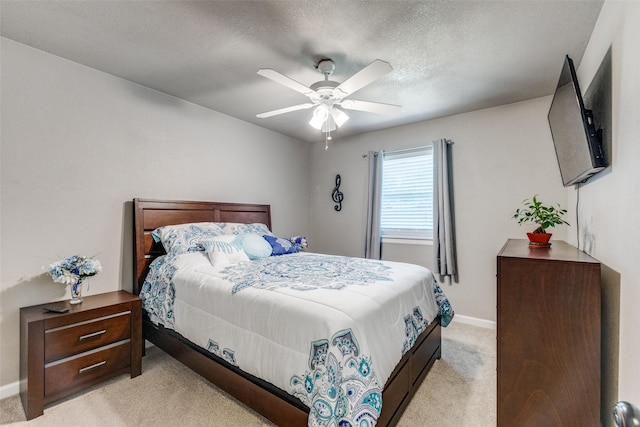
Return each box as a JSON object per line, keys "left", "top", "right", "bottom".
{"left": 332, "top": 174, "right": 344, "bottom": 212}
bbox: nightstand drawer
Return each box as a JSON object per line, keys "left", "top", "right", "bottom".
{"left": 44, "top": 341, "right": 131, "bottom": 400}
{"left": 45, "top": 311, "right": 131, "bottom": 363}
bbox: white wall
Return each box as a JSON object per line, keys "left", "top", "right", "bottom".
{"left": 309, "top": 96, "right": 568, "bottom": 323}
{"left": 569, "top": 0, "right": 640, "bottom": 409}
{"left": 0, "top": 38, "right": 311, "bottom": 392}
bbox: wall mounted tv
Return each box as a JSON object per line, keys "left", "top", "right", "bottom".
{"left": 548, "top": 55, "right": 606, "bottom": 186}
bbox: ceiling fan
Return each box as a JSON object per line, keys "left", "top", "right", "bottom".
{"left": 256, "top": 59, "right": 401, "bottom": 135}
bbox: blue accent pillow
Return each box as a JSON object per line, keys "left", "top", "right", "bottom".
{"left": 263, "top": 235, "right": 299, "bottom": 256}
{"left": 233, "top": 234, "right": 272, "bottom": 260}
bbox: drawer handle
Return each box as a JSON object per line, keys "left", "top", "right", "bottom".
{"left": 78, "top": 361, "right": 107, "bottom": 374}
{"left": 79, "top": 330, "right": 107, "bottom": 341}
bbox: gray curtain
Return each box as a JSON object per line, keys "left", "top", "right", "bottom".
{"left": 433, "top": 139, "right": 457, "bottom": 282}
{"left": 363, "top": 150, "right": 383, "bottom": 259}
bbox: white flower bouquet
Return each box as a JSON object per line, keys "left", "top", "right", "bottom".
{"left": 47, "top": 255, "right": 102, "bottom": 291}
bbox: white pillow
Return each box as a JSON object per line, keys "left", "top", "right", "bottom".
{"left": 202, "top": 237, "right": 249, "bottom": 267}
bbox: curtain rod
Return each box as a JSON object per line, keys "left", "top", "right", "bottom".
{"left": 361, "top": 140, "right": 453, "bottom": 158}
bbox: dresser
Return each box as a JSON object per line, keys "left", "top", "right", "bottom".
{"left": 497, "top": 239, "right": 601, "bottom": 427}
{"left": 20, "top": 290, "right": 142, "bottom": 420}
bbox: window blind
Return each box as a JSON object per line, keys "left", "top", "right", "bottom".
{"left": 380, "top": 146, "right": 433, "bottom": 240}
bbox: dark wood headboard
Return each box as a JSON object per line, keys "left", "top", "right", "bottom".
{"left": 133, "top": 198, "right": 272, "bottom": 295}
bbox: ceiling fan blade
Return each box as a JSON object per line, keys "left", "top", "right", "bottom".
{"left": 334, "top": 59, "right": 393, "bottom": 97}
{"left": 256, "top": 103, "right": 315, "bottom": 118}
{"left": 257, "top": 69, "right": 316, "bottom": 97}
{"left": 340, "top": 99, "right": 401, "bottom": 115}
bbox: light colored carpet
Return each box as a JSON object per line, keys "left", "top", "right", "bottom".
{"left": 0, "top": 320, "right": 496, "bottom": 426}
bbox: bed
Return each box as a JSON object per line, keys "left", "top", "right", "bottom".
{"left": 133, "top": 198, "right": 451, "bottom": 426}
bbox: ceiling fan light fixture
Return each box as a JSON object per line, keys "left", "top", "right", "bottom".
{"left": 332, "top": 108, "right": 349, "bottom": 127}
{"left": 309, "top": 105, "right": 329, "bottom": 130}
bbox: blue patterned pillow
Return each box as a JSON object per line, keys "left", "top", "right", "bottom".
{"left": 217, "top": 222, "right": 274, "bottom": 236}
{"left": 289, "top": 236, "right": 308, "bottom": 251}
{"left": 233, "top": 234, "right": 272, "bottom": 260}
{"left": 263, "top": 235, "right": 299, "bottom": 256}
{"left": 152, "top": 223, "right": 224, "bottom": 256}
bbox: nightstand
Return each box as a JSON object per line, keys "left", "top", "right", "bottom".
{"left": 20, "top": 290, "right": 142, "bottom": 420}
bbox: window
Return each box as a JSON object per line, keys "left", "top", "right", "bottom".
{"left": 380, "top": 146, "right": 433, "bottom": 240}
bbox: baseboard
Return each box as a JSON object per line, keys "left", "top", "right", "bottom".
{"left": 0, "top": 380, "right": 19, "bottom": 400}
{"left": 453, "top": 314, "right": 496, "bottom": 330}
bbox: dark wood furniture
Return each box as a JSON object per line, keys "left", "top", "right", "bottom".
{"left": 20, "top": 290, "right": 142, "bottom": 420}
{"left": 497, "top": 239, "right": 601, "bottom": 427}
{"left": 133, "top": 198, "right": 442, "bottom": 427}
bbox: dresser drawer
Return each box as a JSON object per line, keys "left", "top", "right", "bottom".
{"left": 45, "top": 341, "right": 131, "bottom": 399}
{"left": 45, "top": 311, "right": 131, "bottom": 363}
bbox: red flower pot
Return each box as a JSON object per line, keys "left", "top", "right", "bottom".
{"left": 527, "top": 232, "right": 552, "bottom": 245}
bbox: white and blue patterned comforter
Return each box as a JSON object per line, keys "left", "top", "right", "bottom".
{"left": 141, "top": 252, "right": 453, "bottom": 427}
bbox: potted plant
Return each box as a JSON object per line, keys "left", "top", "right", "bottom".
{"left": 512, "top": 195, "right": 569, "bottom": 247}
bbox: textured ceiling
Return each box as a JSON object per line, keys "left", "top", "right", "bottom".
{"left": 1, "top": 0, "right": 603, "bottom": 143}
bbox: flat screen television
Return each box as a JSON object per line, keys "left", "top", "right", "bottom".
{"left": 548, "top": 55, "right": 606, "bottom": 186}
